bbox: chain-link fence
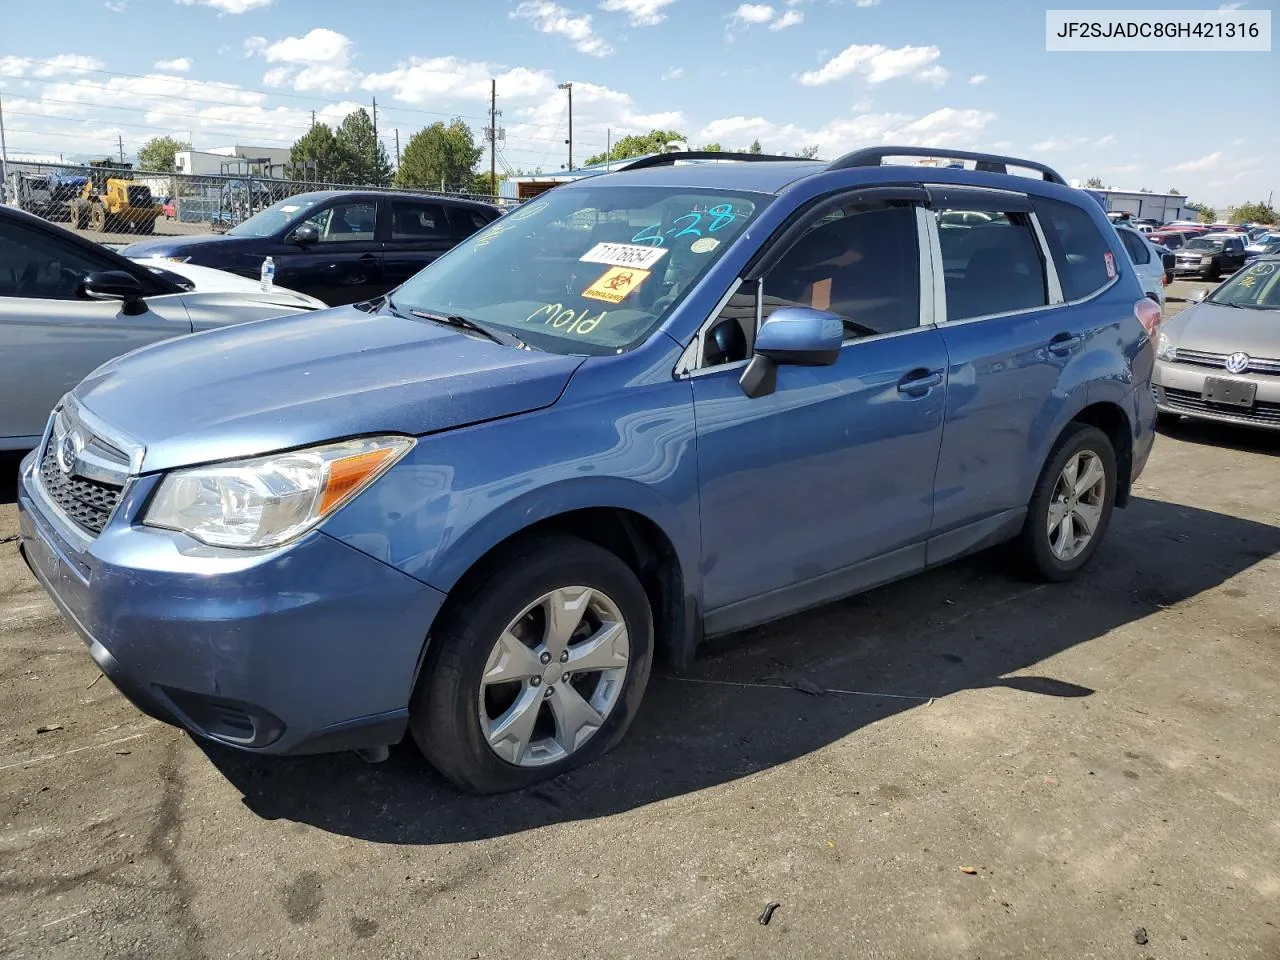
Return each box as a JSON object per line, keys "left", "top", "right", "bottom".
{"left": 3, "top": 161, "right": 519, "bottom": 238}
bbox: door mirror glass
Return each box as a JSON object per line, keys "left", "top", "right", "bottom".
{"left": 291, "top": 223, "right": 320, "bottom": 246}
{"left": 82, "top": 270, "right": 147, "bottom": 315}
{"left": 1190, "top": 288, "right": 1207, "bottom": 303}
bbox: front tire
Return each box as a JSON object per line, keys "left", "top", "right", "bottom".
{"left": 1016, "top": 424, "right": 1117, "bottom": 582}
{"left": 411, "top": 535, "right": 654, "bottom": 794}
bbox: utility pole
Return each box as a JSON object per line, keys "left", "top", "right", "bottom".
{"left": 489, "top": 79, "right": 497, "bottom": 198}
{"left": 394, "top": 128, "right": 400, "bottom": 167}
{"left": 118, "top": 134, "right": 124, "bottom": 164}
{"left": 371, "top": 97, "right": 378, "bottom": 140}
{"left": 606, "top": 128, "right": 611, "bottom": 171}
{"left": 311, "top": 110, "right": 316, "bottom": 128}
{"left": 558, "top": 82, "right": 573, "bottom": 170}
{"left": 0, "top": 92, "right": 9, "bottom": 205}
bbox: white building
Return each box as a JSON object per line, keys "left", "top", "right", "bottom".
{"left": 173, "top": 145, "right": 291, "bottom": 178}
{"left": 1087, "top": 188, "right": 1193, "bottom": 223}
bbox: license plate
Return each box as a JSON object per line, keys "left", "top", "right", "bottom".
{"left": 1203, "top": 377, "right": 1256, "bottom": 408}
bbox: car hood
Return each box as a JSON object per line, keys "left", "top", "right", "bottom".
{"left": 72, "top": 305, "right": 587, "bottom": 473}
{"left": 1164, "top": 301, "right": 1280, "bottom": 357}
{"left": 119, "top": 233, "right": 250, "bottom": 258}
{"left": 131, "top": 257, "right": 325, "bottom": 310}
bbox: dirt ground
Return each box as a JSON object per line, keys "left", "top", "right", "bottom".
{"left": 2, "top": 282, "right": 1278, "bottom": 959}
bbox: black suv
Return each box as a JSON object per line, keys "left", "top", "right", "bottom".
{"left": 121, "top": 190, "right": 502, "bottom": 306}
{"left": 1173, "top": 233, "right": 1248, "bottom": 281}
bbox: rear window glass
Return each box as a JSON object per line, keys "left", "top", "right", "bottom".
{"left": 1032, "top": 197, "right": 1114, "bottom": 301}
{"left": 934, "top": 209, "right": 1048, "bottom": 320}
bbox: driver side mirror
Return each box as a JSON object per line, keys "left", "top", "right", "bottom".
{"left": 291, "top": 223, "right": 320, "bottom": 246}
{"left": 739, "top": 306, "right": 844, "bottom": 399}
{"left": 1190, "top": 288, "right": 1208, "bottom": 303}
{"left": 81, "top": 270, "right": 147, "bottom": 316}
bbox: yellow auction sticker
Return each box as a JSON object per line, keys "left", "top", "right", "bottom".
{"left": 582, "top": 266, "right": 650, "bottom": 304}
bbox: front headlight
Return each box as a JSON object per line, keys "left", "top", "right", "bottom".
{"left": 144, "top": 436, "right": 414, "bottom": 549}
{"left": 1156, "top": 331, "right": 1178, "bottom": 361}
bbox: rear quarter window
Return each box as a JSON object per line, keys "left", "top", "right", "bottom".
{"left": 1032, "top": 196, "right": 1114, "bottom": 301}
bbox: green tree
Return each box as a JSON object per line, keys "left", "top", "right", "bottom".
{"left": 395, "top": 119, "right": 483, "bottom": 192}
{"left": 471, "top": 170, "right": 504, "bottom": 197}
{"left": 1167, "top": 186, "right": 1181, "bottom": 195}
{"left": 1083, "top": 176, "right": 1107, "bottom": 189}
{"left": 699, "top": 142, "right": 723, "bottom": 152}
{"left": 335, "top": 108, "right": 392, "bottom": 186}
{"left": 1186, "top": 201, "right": 1215, "bottom": 223}
{"left": 289, "top": 123, "right": 346, "bottom": 183}
{"left": 1231, "top": 200, "right": 1278, "bottom": 224}
{"left": 748, "top": 139, "right": 763, "bottom": 155}
{"left": 796, "top": 144, "right": 821, "bottom": 159}
{"left": 584, "top": 129, "right": 688, "bottom": 166}
{"left": 136, "top": 136, "right": 190, "bottom": 173}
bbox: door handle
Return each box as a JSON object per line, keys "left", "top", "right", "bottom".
{"left": 897, "top": 369, "right": 944, "bottom": 395}
{"left": 358, "top": 253, "right": 378, "bottom": 263}
{"left": 1048, "top": 333, "right": 1082, "bottom": 356}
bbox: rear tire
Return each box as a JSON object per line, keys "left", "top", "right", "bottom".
{"left": 88, "top": 203, "right": 106, "bottom": 233}
{"left": 1016, "top": 423, "right": 1117, "bottom": 583}
{"left": 410, "top": 535, "right": 654, "bottom": 794}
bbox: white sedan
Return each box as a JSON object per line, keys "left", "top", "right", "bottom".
{"left": 1114, "top": 223, "right": 1168, "bottom": 308}
{"left": 0, "top": 204, "right": 325, "bottom": 451}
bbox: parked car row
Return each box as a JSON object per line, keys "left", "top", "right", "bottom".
{"left": 14, "top": 145, "right": 1161, "bottom": 793}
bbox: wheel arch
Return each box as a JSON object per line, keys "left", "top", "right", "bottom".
{"left": 1066, "top": 400, "right": 1135, "bottom": 507}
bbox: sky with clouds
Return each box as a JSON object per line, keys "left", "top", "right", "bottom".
{"left": 1, "top": 0, "right": 1276, "bottom": 206}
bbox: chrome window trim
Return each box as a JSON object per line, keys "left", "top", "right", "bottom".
{"left": 1029, "top": 211, "right": 1064, "bottom": 304}
{"left": 674, "top": 278, "right": 743, "bottom": 377}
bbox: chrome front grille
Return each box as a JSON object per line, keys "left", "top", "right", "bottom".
{"left": 1161, "top": 387, "right": 1280, "bottom": 425}
{"left": 37, "top": 408, "right": 130, "bottom": 537}
{"left": 1173, "top": 348, "right": 1280, "bottom": 376}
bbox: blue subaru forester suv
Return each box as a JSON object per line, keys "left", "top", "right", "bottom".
{"left": 18, "top": 147, "right": 1158, "bottom": 793}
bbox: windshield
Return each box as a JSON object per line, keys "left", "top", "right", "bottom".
{"left": 390, "top": 185, "right": 767, "bottom": 355}
{"left": 1209, "top": 260, "right": 1280, "bottom": 309}
{"left": 226, "top": 195, "right": 325, "bottom": 237}
{"left": 1184, "top": 238, "right": 1223, "bottom": 252}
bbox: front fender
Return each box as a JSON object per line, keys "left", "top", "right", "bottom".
{"left": 322, "top": 343, "right": 701, "bottom": 600}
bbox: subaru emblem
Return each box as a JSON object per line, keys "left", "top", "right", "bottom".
{"left": 1224, "top": 352, "right": 1250, "bottom": 375}
{"left": 57, "top": 430, "right": 82, "bottom": 475}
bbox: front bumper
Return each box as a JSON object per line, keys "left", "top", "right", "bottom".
{"left": 17, "top": 450, "right": 447, "bottom": 755}
{"left": 1152, "top": 361, "right": 1280, "bottom": 431}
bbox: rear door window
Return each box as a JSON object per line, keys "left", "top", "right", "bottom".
{"left": 1118, "top": 229, "right": 1151, "bottom": 264}
{"left": 1032, "top": 196, "right": 1115, "bottom": 301}
{"left": 933, "top": 206, "right": 1048, "bottom": 320}
{"left": 389, "top": 200, "right": 449, "bottom": 241}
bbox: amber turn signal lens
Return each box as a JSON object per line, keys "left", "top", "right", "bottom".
{"left": 319, "top": 447, "right": 401, "bottom": 515}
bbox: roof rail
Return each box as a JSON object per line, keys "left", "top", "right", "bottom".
{"left": 617, "top": 150, "right": 810, "bottom": 171}
{"left": 826, "top": 146, "right": 1067, "bottom": 185}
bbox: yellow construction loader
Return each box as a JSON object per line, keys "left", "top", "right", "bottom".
{"left": 67, "top": 160, "right": 162, "bottom": 235}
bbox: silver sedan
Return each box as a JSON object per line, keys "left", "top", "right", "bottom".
{"left": 1153, "top": 256, "right": 1280, "bottom": 431}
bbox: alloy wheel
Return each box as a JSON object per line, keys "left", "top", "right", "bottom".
{"left": 478, "top": 586, "right": 629, "bottom": 767}
{"left": 1046, "top": 450, "right": 1107, "bottom": 562}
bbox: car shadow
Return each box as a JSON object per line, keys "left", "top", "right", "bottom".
{"left": 1159, "top": 417, "right": 1280, "bottom": 455}
{"left": 0, "top": 453, "right": 23, "bottom": 506}
{"left": 200, "top": 494, "right": 1280, "bottom": 844}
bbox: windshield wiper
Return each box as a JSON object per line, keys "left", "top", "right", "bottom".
{"left": 406, "top": 307, "right": 528, "bottom": 349}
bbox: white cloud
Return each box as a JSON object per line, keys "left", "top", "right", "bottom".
{"left": 854, "top": 0, "right": 880, "bottom": 6}
{"left": 512, "top": 2, "right": 613, "bottom": 57}
{"left": 176, "top": 0, "right": 271, "bottom": 13}
{"left": 696, "top": 105, "right": 996, "bottom": 155}
{"left": 661, "top": 66, "right": 684, "bottom": 80}
{"left": 0, "top": 54, "right": 104, "bottom": 78}
{"left": 246, "top": 28, "right": 360, "bottom": 93}
{"left": 1094, "top": 134, "right": 1115, "bottom": 149}
{"left": 105, "top": 0, "right": 127, "bottom": 10}
{"left": 800, "top": 43, "right": 949, "bottom": 86}
{"left": 154, "top": 57, "right": 193, "bottom": 72}
{"left": 770, "top": 9, "right": 803, "bottom": 29}
{"left": 1218, "top": 2, "right": 1246, "bottom": 9}
{"left": 599, "top": 0, "right": 676, "bottom": 26}
{"left": 363, "top": 59, "right": 554, "bottom": 104}
{"left": 968, "top": 73, "right": 987, "bottom": 85}
{"left": 1032, "top": 135, "right": 1090, "bottom": 152}
{"left": 733, "top": 3, "right": 777, "bottom": 24}
{"left": 1170, "top": 151, "right": 1223, "bottom": 173}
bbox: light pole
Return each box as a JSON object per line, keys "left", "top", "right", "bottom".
{"left": 558, "top": 82, "right": 573, "bottom": 171}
